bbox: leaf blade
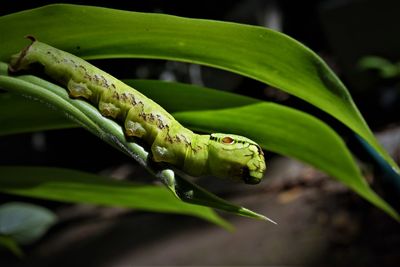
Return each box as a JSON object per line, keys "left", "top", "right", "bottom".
{"left": 0, "top": 166, "right": 231, "bottom": 229}
{"left": 173, "top": 103, "right": 400, "bottom": 220}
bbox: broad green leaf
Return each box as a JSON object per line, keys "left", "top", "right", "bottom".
{"left": 126, "top": 80, "right": 258, "bottom": 112}
{"left": 0, "top": 93, "right": 75, "bottom": 136}
{"left": 0, "top": 72, "right": 271, "bottom": 223}
{"left": 0, "top": 4, "right": 397, "bottom": 174}
{"left": 126, "top": 81, "right": 398, "bottom": 218}
{"left": 0, "top": 167, "right": 231, "bottom": 229}
{"left": 0, "top": 60, "right": 74, "bottom": 135}
{"left": 174, "top": 104, "right": 399, "bottom": 220}
{"left": 0, "top": 202, "right": 56, "bottom": 244}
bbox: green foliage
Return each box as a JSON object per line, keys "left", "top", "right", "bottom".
{"left": 0, "top": 167, "right": 233, "bottom": 229}
{"left": 0, "top": 202, "right": 56, "bottom": 245}
{"left": 0, "top": 235, "right": 23, "bottom": 257}
{"left": 0, "top": 71, "right": 269, "bottom": 224}
{"left": 0, "top": 202, "right": 56, "bottom": 256}
{"left": 0, "top": 4, "right": 398, "bottom": 225}
{"left": 0, "top": 4, "right": 397, "bottom": 174}
{"left": 129, "top": 80, "right": 399, "bottom": 219}
{"left": 359, "top": 56, "right": 400, "bottom": 79}
{"left": 0, "top": 71, "right": 397, "bottom": 221}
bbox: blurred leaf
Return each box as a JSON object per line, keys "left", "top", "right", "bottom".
{"left": 358, "top": 56, "right": 400, "bottom": 79}
{"left": 0, "top": 167, "right": 233, "bottom": 229}
{"left": 0, "top": 4, "right": 397, "bottom": 174}
{"left": 0, "top": 202, "right": 56, "bottom": 245}
{"left": 0, "top": 235, "right": 23, "bottom": 257}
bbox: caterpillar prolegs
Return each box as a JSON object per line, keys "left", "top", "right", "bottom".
{"left": 9, "top": 37, "right": 266, "bottom": 184}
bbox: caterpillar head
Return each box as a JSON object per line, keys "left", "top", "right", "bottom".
{"left": 207, "top": 133, "right": 266, "bottom": 184}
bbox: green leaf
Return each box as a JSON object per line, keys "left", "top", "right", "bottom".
{"left": 0, "top": 71, "right": 271, "bottom": 224}
{"left": 129, "top": 79, "right": 398, "bottom": 221}
{"left": 0, "top": 61, "right": 76, "bottom": 135}
{"left": 0, "top": 235, "right": 23, "bottom": 257}
{"left": 0, "top": 93, "right": 76, "bottom": 136}
{"left": 358, "top": 56, "right": 400, "bottom": 79}
{"left": 172, "top": 103, "right": 399, "bottom": 220}
{"left": 0, "top": 167, "right": 232, "bottom": 229}
{"left": 126, "top": 79, "right": 258, "bottom": 113}
{"left": 0, "top": 202, "right": 56, "bottom": 245}
{"left": 0, "top": 4, "right": 397, "bottom": 173}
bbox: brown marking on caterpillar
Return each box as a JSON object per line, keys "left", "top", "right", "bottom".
{"left": 164, "top": 127, "right": 174, "bottom": 143}
{"left": 148, "top": 113, "right": 155, "bottom": 122}
{"left": 112, "top": 91, "right": 120, "bottom": 101}
{"left": 180, "top": 135, "right": 191, "bottom": 147}
{"left": 93, "top": 74, "right": 100, "bottom": 84}
{"left": 68, "top": 58, "right": 78, "bottom": 68}
{"left": 139, "top": 111, "right": 147, "bottom": 121}
{"left": 189, "top": 143, "right": 203, "bottom": 154}
{"left": 99, "top": 102, "right": 120, "bottom": 118}
{"left": 8, "top": 36, "right": 36, "bottom": 73}
{"left": 156, "top": 114, "right": 166, "bottom": 129}
{"left": 46, "top": 51, "right": 59, "bottom": 63}
{"left": 84, "top": 73, "right": 92, "bottom": 81}
{"left": 174, "top": 135, "right": 181, "bottom": 143}
{"left": 125, "top": 120, "right": 146, "bottom": 137}
{"left": 140, "top": 112, "right": 157, "bottom": 123}
{"left": 101, "top": 75, "right": 109, "bottom": 88}
{"left": 120, "top": 92, "right": 129, "bottom": 102}
{"left": 136, "top": 101, "right": 147, "bottom": 121}
{"left": 129, "top": 94, "right": 137, "bottom": 105}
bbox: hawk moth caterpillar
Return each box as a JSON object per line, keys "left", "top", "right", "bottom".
{"left": 9, "top": 37, "right": 266, "bottom": 184}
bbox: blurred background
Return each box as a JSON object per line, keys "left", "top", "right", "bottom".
{"left": 1, "top": 0, "right": 399, "bottom": 266}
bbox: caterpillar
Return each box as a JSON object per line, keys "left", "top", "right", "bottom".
{"left": 9, "top": 36, "right": 266, "bottom": 184}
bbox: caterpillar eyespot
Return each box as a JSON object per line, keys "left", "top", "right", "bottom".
{"left": 9, "top": 37, "right": 266, "bottom": 184}
{"left": 221, "top": 136, "right": 234, "bottom": 144}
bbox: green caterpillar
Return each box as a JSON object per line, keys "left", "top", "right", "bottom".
{"left": 9, "top": 37, "right": 266, "bottom": 184}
